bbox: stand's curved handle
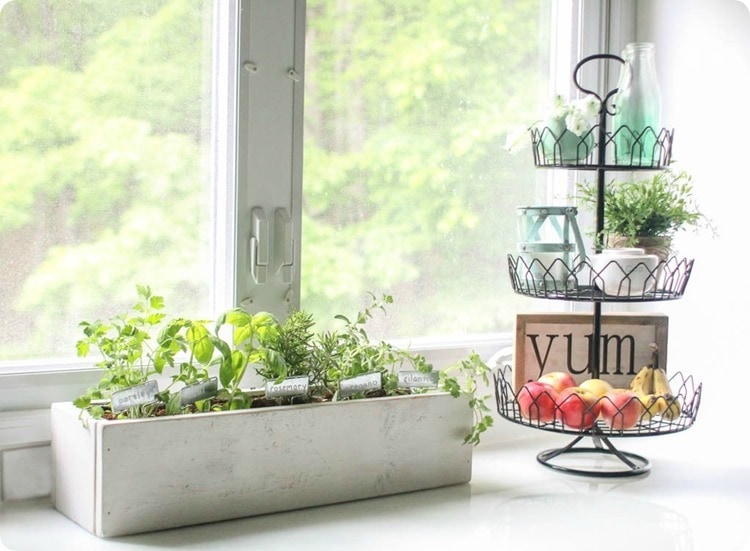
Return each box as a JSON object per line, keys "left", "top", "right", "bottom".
{"left": 573, "top": 53, "right": 625, "bottom": 114}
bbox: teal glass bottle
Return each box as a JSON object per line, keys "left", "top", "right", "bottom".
{"left": 612, "top": 43, "right": 662, "bottom": 166}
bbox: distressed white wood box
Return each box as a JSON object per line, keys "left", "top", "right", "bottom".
{"left": 51, "top": 392, "right": 473, "bottom": 537}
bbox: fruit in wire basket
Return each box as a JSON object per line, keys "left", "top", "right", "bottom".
{"left": 556, "top": 386, "right": 601, "bottom": 430}
{"left": 629, "top": 343, "right": 682, "bottom": 422}
{"left": 642, "top": 394, "right": 681, "bottom": 421}
{"left": 579, "top": 377, "right": 613, "bottom": 398}
{"left": 537, "top": 371, "right": 577, "bottom": 393}
{"left": 517, "top": 381, "right": 558, "bottom": 423}
{"left": 599, "top": 388, "right": 643, "bottom": 430}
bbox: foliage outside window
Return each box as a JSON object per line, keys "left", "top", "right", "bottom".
{"left": 0, "top": 0, "right": 214, "bottom": 361}
{"left": 0, "top": 0, "right": 552, "bottom": 366}
{"left": 302, "top": 0, "right": 550, "bottom": 338}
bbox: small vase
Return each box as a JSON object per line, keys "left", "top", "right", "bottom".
{"left": 540, "top": 117, "right": 594, "bottom": 164}
{"left": 612, "top": 43, "right": 662, "bottom": 166}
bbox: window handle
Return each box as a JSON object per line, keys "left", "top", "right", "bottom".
{"left": 274, "top": 208, "right": 294, "bottom": 284}
{"left": 250, "top": 207, "right": 268, "bottom": 284}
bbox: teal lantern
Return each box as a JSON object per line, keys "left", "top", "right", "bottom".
{"left": 516, "top": 206, "right": 586, "bottom": 291}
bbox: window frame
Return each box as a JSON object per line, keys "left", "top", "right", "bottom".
{"left": 0, "top": 0, "right": 624, "bottom": 413}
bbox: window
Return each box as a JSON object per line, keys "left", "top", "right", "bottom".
{"left": 301, "top": 0, "right": 554, "bottom": 343}
{"left": 0, "top": 0, "right": 231, "bottom": 366}
{"left": 0, "top": 0, "right": 606, "bottom": 408}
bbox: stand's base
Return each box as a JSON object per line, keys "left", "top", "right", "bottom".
{"left": 537, "top": 434, "right": 651, "bottom": 478}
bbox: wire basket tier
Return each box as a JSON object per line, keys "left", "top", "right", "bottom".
{"left": 530, "top": 125, "right": 674, "bottom": 170}
{"left": 492, "top": 364, "right": 702, "bottom": 438}
{"left": 507, "top": 254, "right": 694, "bottom": 302}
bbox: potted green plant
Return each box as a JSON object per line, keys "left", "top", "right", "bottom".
{"left": 51, "top": 286, "right": 493, "bottom": 537}
{"left": 576, "top": 168, "right": 714, "bottom": 259}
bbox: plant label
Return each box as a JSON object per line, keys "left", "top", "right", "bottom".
{"left": 397, "top": 371, "right": 439, "bottom": 389}
{"left": 179, "top": 377, "right": 218, "bottom": 407}
{"left": 339, "top": 372, "right": 382, "bottom": 397}
{"left": 111, "top": 380, "right": 159, "bottom": 412}
{"left": 266, "top": 376, "right": 309, "bottom": 398}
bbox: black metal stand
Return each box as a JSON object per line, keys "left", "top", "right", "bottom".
{"left": 536, "top": 434, "right": 651, "bottom": 478}
{"left": 501, "top": 53, "right": 689, "bottom": 478}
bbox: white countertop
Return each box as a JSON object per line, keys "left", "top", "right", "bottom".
{"left": 1, "top": 413, "right": 748, "bottom": 551}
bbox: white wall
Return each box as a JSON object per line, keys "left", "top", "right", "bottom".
{"left": 634, "top": 0, "right": 750, "bottom": 451}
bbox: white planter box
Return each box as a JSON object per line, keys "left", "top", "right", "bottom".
{"left": 51, "top": 392, "right": 473, "bottom": 537}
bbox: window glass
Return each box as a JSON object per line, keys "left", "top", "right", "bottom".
{"left": 302, "top": 0, "right": 553, "bottom": 338}
{"left": 0, "top": 0, "right": 220, "bottom": 361}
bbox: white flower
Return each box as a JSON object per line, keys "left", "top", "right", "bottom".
{"left": 504, "top": 94, "right": 600, "bottom": 154}
{"left": 503, "top": 124, "right": 531, "bottom": 154}
{"left": 572, "top": 94, "right": 600, "bottom": 121}
{"left": 561, "top": 94, "right": 599, "bottom": 136}
{"left": 565, "top": 111, "right": 591, "bottom": 136}
{"left": 545, "top": 94, "right": 569, "bottom": 121}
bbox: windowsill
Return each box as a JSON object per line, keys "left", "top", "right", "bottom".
{"left": 0, "top": 427, "right": 747, "bottom": 549}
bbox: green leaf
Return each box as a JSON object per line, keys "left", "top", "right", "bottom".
{"left": 187, "top": 324, "right": 214, "bottom": 364}
{"left": 263, "top": 349, "right": 287, "bottom": 383}
{"left": 145, "top": 312, "right": 166, "bottom": 325}
{"left": 72, "top": 395, "right": 91, "bottom": 409}
{"left": 166, "top": 392, "right": 182, "bottom": 415}
{"left": 76, "top": 340, "right": 90, "bottom": 357}
{"left": 230, "top": 350, "right": 248, "bottom": 386}
{"left": 88, "top": 406, "right": 105, "bottom": 420}
{"left": 218, "top": 352, "right": 235, "bottom": 389}
{"left": 221, "top": 309, "right": 254, "bottom": 346}
{"left": 150, "top": 295, "right": 165, "bottom": 310}
{"left": 136, "top": 284, "right": 151, "bottom": 301}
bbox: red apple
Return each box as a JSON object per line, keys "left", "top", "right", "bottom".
{"left": 556, "top": 386, "right": 601, "bottom": 430}
{"left": 537, "top": 371, "right": 577, "bottom": 393}
{"left": 517, "top": 381, "right": 558, "bottom": 423}
{"left": 600, "top": 389, "right": 643, "bottom": 430}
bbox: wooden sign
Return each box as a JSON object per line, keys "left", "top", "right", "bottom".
{"left": 514, "top": 313, "right": 668, "bottom": 391}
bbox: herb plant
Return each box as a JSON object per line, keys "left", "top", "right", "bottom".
{"left": 72, "top": 287, "right": 496, "bottom": 445}
{"left": 315, "top": 294, "right": 430, "bottom": 398}
{"left": 577, "top": 168, "right": 714, "bottom": 247}
{"left": 440, "top": 353, "right": 494, "bottom": 445}
{"left": 212, "top": 309, "right": 285, "bottom": 410}
{"left": 74, "top": 285, "right": 168, "bottom": 419}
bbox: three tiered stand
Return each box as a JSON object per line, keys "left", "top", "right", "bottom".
{"left": 494, "top": 54, "right": 703, "bottom": 477}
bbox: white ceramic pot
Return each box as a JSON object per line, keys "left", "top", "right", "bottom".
{"left": 590, "top": 248, "right": 659, "bottom": 297}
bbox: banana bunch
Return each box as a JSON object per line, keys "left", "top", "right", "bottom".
{"left": 629, "top": 345, "right": 681, "bottom": 422}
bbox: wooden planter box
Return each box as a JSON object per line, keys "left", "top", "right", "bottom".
{"left": 51, "top": 392, "right": 473, "bottom": 537}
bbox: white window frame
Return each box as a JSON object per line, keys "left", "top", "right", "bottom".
{"left": 0, "top": 0, "right": 625, "bottom": 414}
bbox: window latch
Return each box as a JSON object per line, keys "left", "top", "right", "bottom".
{"left": 249, "top": 207, "right": 294, "bottom": 285}
{"left": 274, "top": 208, "right": 294, "bottom": 284}
{"left": 249, "top": 207, "right": 268, "bottom": 284}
